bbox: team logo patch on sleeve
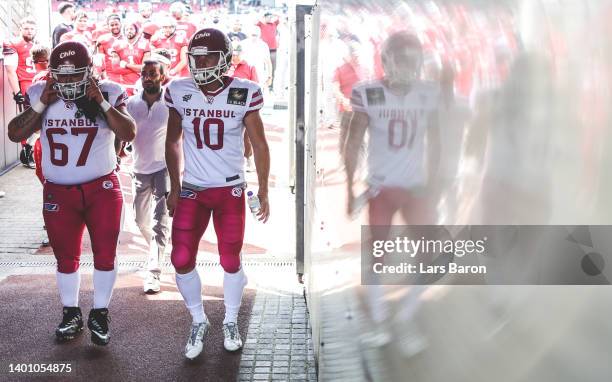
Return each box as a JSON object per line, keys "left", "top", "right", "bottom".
{"left": 227, "top": 88, "right": 248, "bottom": 106}
{"left": 102, "top": 181, "right": 114, "bottom": 189}
{"left": 183, "top": 94, "right": 192, "bottom": 102}
{"left": 180, "top": 189, "right": 197, "bottom": 199}
{"left": 43, "top": 203, "right": 59, "bottom": 212}
{"left": 366, "top": 88, "right": 386, "bottom": 106}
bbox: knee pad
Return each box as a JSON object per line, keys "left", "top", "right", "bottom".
{"left": 171, "top": 245, "right": 197, "bottom": 271}
{"left": 219, "top": 251, "right": 242, "bottom": 274}
{"left": 93, "top": 254, "right": 116, "bottom": 271}
{"left": 57, "top": 258, "right": 80, "bottom": 274}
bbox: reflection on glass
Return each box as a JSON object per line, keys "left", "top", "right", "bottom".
{"left": 306, "top": 1, "right": 612, "bottom": 381}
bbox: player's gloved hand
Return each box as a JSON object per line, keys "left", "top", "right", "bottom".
{"left": 13, "top": 91, "right": 25, "bottom": 105}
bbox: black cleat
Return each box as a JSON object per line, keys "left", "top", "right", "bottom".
{"left": 55, "top": 307, "right": 83, "bottom": 341}
{"left": 87, "top": 308, "right": 111, "bottom": 346}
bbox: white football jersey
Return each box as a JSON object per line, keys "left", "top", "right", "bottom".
{"left": 164, "top": 76, "right": 263, "bottom": 188}
{"left": 27, "top": 80, "right": 128, "bottom": 185}
{"left": 351, "top": 79, "right": 440, "bottom": 189}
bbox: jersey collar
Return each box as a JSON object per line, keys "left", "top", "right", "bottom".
{"left": 199, "top": 76, "right": 234, "bottom": 97}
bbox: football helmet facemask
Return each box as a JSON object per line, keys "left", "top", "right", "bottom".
{"left": 381, "top": 32, "right": 424, "bottom": 86}
{"left": 187, "top": 28, "right": 232, "bottom": 86}
{"left": 49, "top": 41, "right": 92, "bottom": 100}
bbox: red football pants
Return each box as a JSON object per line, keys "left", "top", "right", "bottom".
{"left": 171, "top": 185, "right": 246, "bottom": 272}
{"left": 43, "top": 172, "right": 123, "bottom": 273}
{"left": 368, "top": 187, "right": 435, "bottom": 237}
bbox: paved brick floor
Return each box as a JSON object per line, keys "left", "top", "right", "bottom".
{"left": 238, "top": 287, "right": 317, "bottom": 382}
{"left": 0, "top": 165, "right": 46, "bottom": 255}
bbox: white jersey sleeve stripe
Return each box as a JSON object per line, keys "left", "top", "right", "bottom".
{"left": 115, "top": 90, "right": 128, "bottom": 108}
{"left": 249, "top": 98, "right": 263, "bottom": 108}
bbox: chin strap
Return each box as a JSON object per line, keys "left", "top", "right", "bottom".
{"left": 215, "top": 76, "right": 225, "bottom": 88}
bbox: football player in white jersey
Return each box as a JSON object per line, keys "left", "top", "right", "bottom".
{"left": 345, "top": 31, "right": 441, "bottom": 224}
{"left": 343, "top": 31, "right": 441, "bottom": 356}
{"left": 164, "top": 28, "right": 270, "bottom": 360}
{"left": 8, "top": 41, "right": 136, "bottom": 346}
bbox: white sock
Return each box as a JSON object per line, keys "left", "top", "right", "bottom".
{"left": 366, "top": 285, "right": 390, "bottom": 324}
{"left": 56, "top": 271, "right": 80, "bottom": 307}
{"left": 93, "top": 268, "right": 117, "bottom": 309}
{"left": 175, "top": 269, "right": 206, "bottom": 324}
{"left": 397, "top": 286, "right": 425, "bottom": 321}
{"left": 223, "top": 268, "right": 248, "bottom": 324}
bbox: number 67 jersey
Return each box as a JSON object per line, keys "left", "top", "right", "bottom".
{"left": 351, "top": 79, "right": 440, "bottom": 190}
{"left": 164, "top": 76, "right": 264, "bottom": 188}
{"left": 26, "top": 80, "right": 128, "bottom": 185}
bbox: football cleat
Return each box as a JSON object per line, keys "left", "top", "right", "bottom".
{"left": 184, "top": 319, "right": 210, "bottom": 360}
{"left": 222, "top": 322, "right": 243, "bottom": 352}
{"left": 55, "top": 306, "right": 83, "bottom": 341}
{"left": 87, "top": 308, "right": 111, "bottom": 346}
{"left": 144, "top": 273, "right": 161, "bottom": 294}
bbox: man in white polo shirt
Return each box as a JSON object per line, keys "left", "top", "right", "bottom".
{"left": 127, "top": 59, "right": 170, "bottom": 294}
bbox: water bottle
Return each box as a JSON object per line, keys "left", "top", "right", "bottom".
{"left": 247, "top": 191, "right": 261, "bottom": 216}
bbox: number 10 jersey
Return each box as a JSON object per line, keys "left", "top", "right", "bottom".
{"left": 164, "top": 76, "right": 264, "bottom": 188}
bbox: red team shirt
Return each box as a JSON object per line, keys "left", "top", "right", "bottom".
{"left": 111, "top": 36, "right": 151, "bottom": 87}
{"left": 91, "top": 25, "right": 110, "bottom": 42}
{"left": 333, "top": 60, "right": 364, "bottom": 112}
{"left": 150, "top": 32, "right": 189, "bottom": 77}
{"left": 97, "top": 33, "right": 125, "bottom": 82}
{"left": 256, "top": 19, "right": 280, "bottom": 50}
{"left": 227, "top": 60, "right": 259, "bottom": 82}
{"left": 32, "top": 69, "right": 48, "bottom": 85}
{"left": 59, "top": 30, "right": 94, "bottom": 47}
{"left": 3, "top": 38, "right": 36, "bottom": 93}
{"left": 142, "top": 21, "right": 160, "bottom": 39}
{"left": 175, "top": 20, "right": 197, "bottom": 41}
